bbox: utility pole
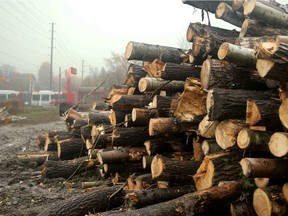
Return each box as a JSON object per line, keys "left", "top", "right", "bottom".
{"left": 81, "top": 59, "right": 85, "bottom": 85}
{"left": 50, "top": 22, "right": 55, "bottom": 91}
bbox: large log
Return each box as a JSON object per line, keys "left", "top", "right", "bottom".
{"left": 88, "top": 111, "right": 111, "bottom": 126}
{"left": 201, "top": 59, "right": 267, "bottom": 91}
{"left": 243, "top": 0, "right": 288, "bottom": 28}
{"left": 268, "top": 132, "right": 288, "bottom": 157}
{"left": 98, "top": 181, "right": 242, "bottom": 216}
{"left": 38, "top": 186, "right": 125, "bottom": 216}
{"left": 131, "top": 108, "right": 158, "bottom": 127}
{"left": 125, "top": 185, "right": 194, "bottom": 208}
{"left": 256, "top": 59, "right": 288, "bottom": 82}
{"left": 215, "top": 2, "right": 245, "bottom": 27}
{"left": 110, "top": 95, "right": 151, "bottom": 112}
{"left": 206, "top": 88, "right": 275, "bottom": 121}
{"left": 57, "top": 137, "right": 86, "bottom": 160}
{"left": 41, "top": 157, "right": 98, "bottom": 179}
{"left": 138, "top": 77, "right": 185, "bottom": 93}
{"left": 193, "top": 151, "right": 242, "bottom": 190}
{"left": 125, "top": 41, "right": 187, "bottom": 64}
{"left": 109, "top": 110, "right": 126, "bottom": 127}
{"left": 253, "top": 186, "right": 287, "bottom": 216}
{"left": 215, "top": 119, "right": 247, "bottom": 150}
{"left": 240, "top": 158, "right": 288, "bottom": 178}
{"left": 173, "top": 85, "right": 207, "bottom": 123}
{"left": 279, "top": 98, "right": 288, "bottom": 130}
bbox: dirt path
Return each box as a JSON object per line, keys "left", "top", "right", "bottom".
{"left": 0, "top": 119, "right": 93, "bottom": 215}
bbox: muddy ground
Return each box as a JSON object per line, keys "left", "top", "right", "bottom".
{"left": 0, "top": 110, "right": 96, "bottom": 216}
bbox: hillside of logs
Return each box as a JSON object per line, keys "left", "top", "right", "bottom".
{"left": 18, "top": 0, "right": 288, "bottom": 215}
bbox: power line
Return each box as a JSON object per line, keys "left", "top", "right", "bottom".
{"left": 0, "top": 51, "right": 39, "bottom": 68}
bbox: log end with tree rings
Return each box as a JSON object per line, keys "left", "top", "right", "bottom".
{"left": 215, "top": 2, "right": 228, "bottom": 19}
{"left": 268, "top": 132, "right": 288, "bottom": 157}
{"left": 232, "top": 0, "right": 245, "bottom": 11}
{"left": 254, "top": 178, "right": 270, "bottom": 188}
{"left": 256, "top": 59, "right": 274, "bottom": 78}
{"left": 217, "top": 42, "right": 229, "bottom": 61}
{"left": 138, "top": 77, "right": 148, "bottom": 92}
{"left": 125, "top": 41, "right": 133, "bottom": 60}
{"left": 253, "top": 188, "right": 272, "bottom": 216}
{"left": 200, "top": 59, "right": 211, "bottom": 90}
{"left": 151, "top": 155, "right": 162, "bottom": 178}
{"left": 282, "top": 182, "right": 288, "bottom": 203}
{"left": 237, "top": 129, "right": 250, "bottom": 149}
{"left": 239, "top": 18, "right": 249, "bottom": 38}
{"left": 239, "top": 158, "right": 252, "bottom": 177}
{"left": 279, "top": 99, "right": 288, "bottom": 130}
{"left": 243, "top": 0, "right": 255, "bottom": 16}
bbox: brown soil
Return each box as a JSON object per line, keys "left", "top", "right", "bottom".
{"left": 0, "top": 107, "right": 96, "bottom": 216}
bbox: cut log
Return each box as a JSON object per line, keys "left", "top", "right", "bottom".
{"left": 193, "top": 151, "right": 242, "bottom": 190}
{"left": 232, "top": 0, "right": 244, "bottom": 12}
{"left": 103, "top": 162, "right": 146, "bottom": 174}
{"left": 131, "top": 108, "right": 157, "bottom": 126}
{"left": 239, "top": 18, "right": 288, "bottom": 38}
{"left": 235, "top": 36, "right": 277, "bottom": 49}
{"left": 138, "top": 77, "right": 185, "bottom": 93}
{"left": 173, "top": 85, "right": 207, "bottom": 123}
{"left": 41, "top": 157, "right": 98, "bottom": 179}
{"left": 201, "top": 59, "right": 267, "bottom": 91}
{"left": 107, "top": 85, "right": 130, "bottom": 101}
{"left": 201, "top": 139, "right": 222, "bottom": 156}
{"left": 125, "top": 41, "right": 187, "bottom": 64}
{"left": 253, "top": 186, "right": 287, "bottom": 216}
{"left": 246, "top": 99, "right": 282, "bottom": 130}
{"left": 240, "top": 158, "right": 288, "bottom": 178}
{"left": 279, "top": 82, "right": 288, "bottom": 102}
{"left": 16, "top": 152, "right": 58, "bottom": 167}
{"left": 151, "top": 95, "right": 172, "bottom": 117}
{"left": 127, "top": 173, "right": 155, "bottom": 190}
{"left": 88, "top": 111, "right": 111, "bottom": 126}
{"left": 215, "top": 119, "right": 247, "bottom": 150}
{"left": 57, "top": 137, "right": 86, "bottom": 160}
{"left": 230, "top": 201, "right": 257, "bottom": 216}
{"left": 268, "top": 132, "right": 288, "bottom": 157}
{"left": 282, "top": 182, "right": 288, "bottom": 203}
{"left": 279, "top": 99, "right": 288, "bottom": 130}
{"left": 193, "top": 137, "right": 204, "bottom": 161}
{"left": 97, "top": 147, "right": 147, "bottom": 164}
{"left": 38, "top": 186, "right": 125, "bottom": 216}
{"left": 125, "top": 185, "right": 194, "bottom": 208}
{"left": 198, "top": 114, "right": 219, "bottom": 138}
{"left": 124, "top": 63, "right": 147, "bottom": 87}
{"left": 44, "top": 130, "right": 71, "bottom": 151}
{"left": 215, "top": 2, "right": 245, "bottom": 28}
{"left": 92, "top": 133, "right": 112, "bottom": 149}
{"left": 243, "top": 1, "right": 288, "bottom": 28}
{"left": 110, "top": 95, "right": 151, "bottom": 112}
{"left": 124, "top": 114, "right": 138, "bottom": 128}
{"left": 151, "top": 155, "right": 201, "bottom": 181}
{"left": 35, "top": 134, "right": 46, "bottom": 150}
{"left": 217, "top": 43, "right": 256, "bottom": 67}
{"left": 71, "top": 119, "right": 87, "bottom": 129}
{"left": 182, "top": 0, "right": 232, "bottom": 13}
{"left": 110, "top": 110, "right": 126, "bottom": 127}
{"left": 102, "top": 181, "right": 241, "bottom": 216}
{"left": 144, "top": 138, "right": 172, "bottom": 156}
{"left": 80, "top": 125, "right": 92, "bottom": 142}
{"left": 143, "top": 59, "right": 165, "bottom": 78}
{"left": 142, "top": 156, "right": 153, "bottom": 171}
{"left": 256, "top": 59, "right": 288, "bottom": 82}
{"left": 112, "top": 127, "right": 150, "bottom": 147}
{"left": 237, "top": 128, "right": 273, "bottom": 150}
{"left": 206, "top": 88, "right": 275, "bottom": 121}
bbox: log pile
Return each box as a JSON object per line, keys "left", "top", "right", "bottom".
{"left": 20, "top": 0, "right": 288, "bottom": 215}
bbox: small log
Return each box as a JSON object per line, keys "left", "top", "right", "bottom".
{"left": 198, "top": 114, "right": 219, "bottom": 138}
{"left": 243, "top": 1, "right": 288, "bottom": 28}
{"left": 217, "top": 43, "right": 256, "bottom": 67}
{"left": 107, "top": 85, "right": 130, "bottom": 100}
{"left": 138, "top": 77, "right": 185, "bottom": 93}
{"left": 268, "top": 132, "right": 288, "bottom": 157}
{"left": 102, "top": 181, "right": 241, "bottom": 216}
{"left": 142, "top": 156, "right": 154, "bottom": 171}
{"left": 72, "top": 119, "right": 87, "bottom": 129}
{"left": 112, "top": 127, "right": 150, "bottom": 147}
{"left": 103, "top": 162, "right": 146, "bottom": 175}
{"left": 125, "top": 41, "right": 187, "bottom": 64}
{"left": 215, "top": 2, "right": 245, "bottom": 28}
{"left": 282, "top": 182, "right": 288, "bottom": 203}
{"left": 92, "top": 133, "right": 112, "bottom": 149}
{"left": 193, "top": 151, "right": 242, "bottom": 190}
{"left": 125, "top": 185, "right": 194, "bottom": 208}
{"left": 230, "top": 201, "right": 257, "bottom": 216}
{"left": 193, "top": 137, "right": 204, "bottom": 161}
{"left": 240, "top": 158, "right": 288, "bottom": 178}
{"left": 57, "top": 137, "right": 86, "bottom": 160}
{"left": 38, "top": 186, "right": 125, "bottom": 216}
{"left": 124, "top": 114, "right": 138, "bottom": 127}
{"left": 151, "top": 155, "right": 201, "bottom": 181}
{"left": 110, "top": 95, "right": 151, "bottom": 112}
{"left": 81, "top": 180, "right": 112, "bottom": 189}
{"left": 279, "top": 99, "right": 288, "bottom": 130}
{"left": 144, "top": 138, "right": 172, "bottom": 156}
{"left": 201, "top": 139, "right": 222, "bottom": 156}
{"left": 132, "top": 108, "right": 157, "bottom": 126}
{"left": 173, "top": 85, "right": 207, "bottom": 123}
{"left": 237, "top": 128, "right": 273, "bottom": 150}
{"left": 88, "top": 111, "right": 111, "bottom": 126}
{"left": 253, "top": 186, "right": 287, "bottom": 216}
{"left": 279, "top": 82, "right": 288, "bottom": 102}
{"left": 41, "top": 157, "right": 98, "bottom": 179}
{"left": 110, "top": 110, "right": 126, "bottom": 127}
{"left": 97, "top": 147, "right": 147, "bottom": 164}
{"left": 215, "top": 119, "right": 247, "bottom": 150}
{"left": 235, "top": 35, "right": 276, "bottom": 49}
{"left": 206, "top": 88, "right": 275, "bottom": 121}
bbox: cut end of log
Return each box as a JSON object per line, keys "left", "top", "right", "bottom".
{"left": 239, "top": 18, "right": 249, "bottom": 38}
{"left": 186, "top": 24, "right": 194, "bottom": 42}
{"left": 138, "top": 77, "right": 148, "bottom": 92}
{"left": 237, "top": 129, "right": 250, "bottom": 149}
{"left": 239, "top": 158, "right": 251, "bottom": 177}
{"left": 217, "top": 42, "right": 229, "bottom": 61}
{"left": 125, "top": 41, "right": 133, "bottom": 60}
{"left": 279, "top": 99, "right": 288, "bottom": 130}
{"left": 215, "top": 2, "right": 228, "bottom": 19}
{"left": 268, "top": 132, "right": 288, "bottom": 157}
{"left": 232, "top": 0, "right": 245, "bottom": 11}
{"left": 246, "top": 99, "right": 261, "bottom": 126}
{"left": 97, "top": 152, "right": 104, "bottom": 165}
{"left": 254, "top": 178, "right": 270, "bottom": 188}
{"left": 200, "top": 59, "right": 211, "bottom": 90}
{"left": 243, "top": 1, "right": 255, "bottom": 16}
{"left": 201, "top": 140, "right": 210, "bottom": 155}
{"left": 253, "top": 188, "right": 272, "bottom": 216}
{"left": 151, "top": 155, "right": 163, "bottom": 178}
{"left": 282, "top": 182, "right": 288, "bottom": 203}
{"left": 256, "top": 59, "right": 274, "bottom": 78}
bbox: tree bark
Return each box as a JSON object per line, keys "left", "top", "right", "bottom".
{"left": 253, "top": 186, "right": 287, "bottom": 216}
{"left": 38, "top": 186, "right": 125, "bottom": 216}
{"left": 80, "top": 125, "right": 92, "bottom": 142}
{"left": 138, "top": 77, "right": 185, "bottom": 93}
{"left": 36, "top": 134, "right": 46, "bottom": 150}
{"left": 193, "top": 151, "right": 242, "bottom": 190}
{"left": 125, "top": 185, "right": 194, "bottom": 208}
{"left": 256, "top": 59, "right": 288, "bottom": 82}
{"left": 173, "top": 85, "right": 207, "bottom": 123}
{"left": 103, "top": 162, "right": 147, "bottom": 175}
{"left": 279, "top": 99, "right": 288, "bottom": 130}
{"left": 127, "top": 173, "right": 155, "bottom": 190}
{"left": 57, "top": 137, "right": 86, "bottom": 160}
{"left": 144, "top": 138, "right": 172, "bottom": 156}
{"left": 110, "top": 95, "right": 151, "bottom": 112}
{"left": 125, "top": 41, "right": 187, "bottom": 64}
{"left": 268, "top": 132, "right": 288, "bottom": 157}
{"left": 151, "top": 95, "right": 172, "bottom": 117}
{"left": 88, "top": 111, "right": 111, "bottom": 126}
{"left": 215, "top": 119, "right": 247, "bottom": 150}
{"left": 201, "top": 139, "right": 222, "bottom": 156}
{"left": 235, "top": 35, "right": 276, "bottom": 49}
{"left": 230, "top": 201, "right": 257, "bottom": 216}
{"left": 124, "top": 64, "right": 147, "bottom": 87}
{"left": 215, "top": 2, "right": 245, "bottom": 28}
{"left": 131, "top": 108, "right": 157, "bottom": 126}
{"left": 255, "top": 41, "right": 288, "bottom": 64}
{"left": 110, "top": 110, "right": 126, "bottom": 127}
{"left": 206, "top": 88, "right": 275, "bottom": 121}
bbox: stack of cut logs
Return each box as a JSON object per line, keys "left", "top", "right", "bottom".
{"left": 19, "top": 0, "right": 288, "bottom": 215}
